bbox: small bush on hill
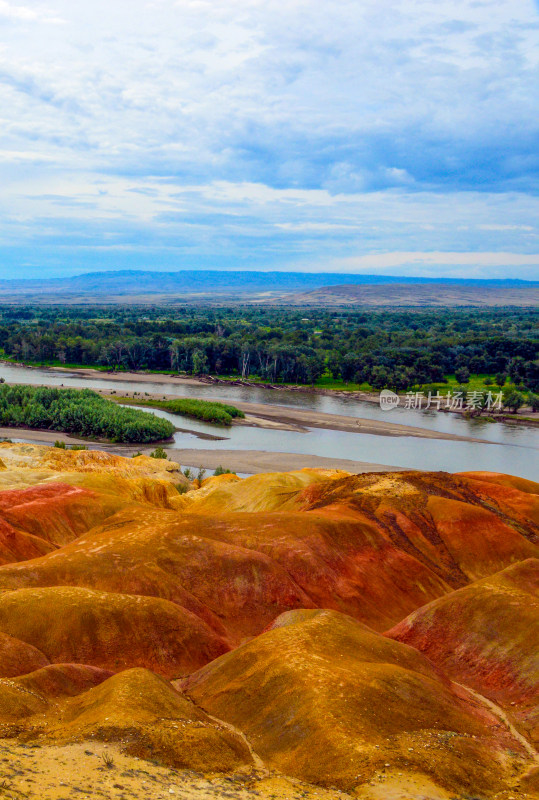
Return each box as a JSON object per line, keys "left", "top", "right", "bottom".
{"left": 213, "top": 465, "right": 236, "bottom": 475}
{"left": 150, "top": 446, "right": 168, "bottom": 459}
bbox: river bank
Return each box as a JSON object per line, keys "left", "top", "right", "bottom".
{"left": 0, "top": 427, "right": 402, "bottom": 474}
{"left": 4, "top": 361, "right": 536, "bottom": 425}
{"left": 1, "top": 361, "right": 537, "bottom": 479}
{"left": 112, "top": 393, "right": 495, "bottom": 443}
{"left": 0, "top": 361, "right": 498, "bottom": 444}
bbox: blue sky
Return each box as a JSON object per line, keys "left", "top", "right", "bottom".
{"left": 1, "top": 0, "right": 538, "bottom": 279}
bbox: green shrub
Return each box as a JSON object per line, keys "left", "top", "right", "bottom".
{"left": 527, "top": 392, "right": 539, "bottom": 412}
{"left": 122, "top": 396, "right": 245, "bottom": 425}
{"left": 150, "top": 446, "right": 168, "bottom": 459}
{"left": 213, "top": 465, "right": 236, "bottom": 475}
{"left": 162, "top": 398, "right": 244, "bottom": 425}
{"left": 503, "top": 388, "right": 525, "bottom": 413}
{"left": 0, "top": 385, "right": 174, "bottom": 444}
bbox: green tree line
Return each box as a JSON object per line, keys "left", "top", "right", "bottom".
{"left": 0, "top": 306, "right": 537, "bottom": 392}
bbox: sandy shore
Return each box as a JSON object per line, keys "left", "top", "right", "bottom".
{"left": 101, "top": 389, "right": 494, "bottom": 444}
{"left": 167, "top": 448, "right": 404, "bottom": 474}
{"left": 0, "top": 428, "right": 403, "bottom": 474}
{"left": 229, "top": 401, "right": 495, "bottom": 442}
{"left": 1, "top": 363, "right": 502, "bottom": 443}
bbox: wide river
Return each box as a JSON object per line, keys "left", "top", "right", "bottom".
{"left": 1, "top": 364, "right": 538, "bottom": 480}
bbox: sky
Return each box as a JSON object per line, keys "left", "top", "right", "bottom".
{"left": 1, "top": 0, "right": 538, "bottom": 279}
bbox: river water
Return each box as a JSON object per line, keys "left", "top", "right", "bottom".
{"left": 1, "top": 363, "right": 538, "bottom": 480}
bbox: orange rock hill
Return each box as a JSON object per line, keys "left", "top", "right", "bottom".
{"left": 387, "top": 557, "right": 539, "bottom": 744}
{"left": 0, "top": 444, "right": 536, "bottom": 798}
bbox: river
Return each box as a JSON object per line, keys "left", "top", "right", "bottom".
{"left": 1, "top": 363, "right": 538, "bottom": 480}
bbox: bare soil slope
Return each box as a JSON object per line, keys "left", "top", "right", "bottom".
{"left": 0, "top": 445, "right": 536, "bottom": 798}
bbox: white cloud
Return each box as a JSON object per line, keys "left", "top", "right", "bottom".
{"left": 0, "top": 1, "right": 37, "bottom": 20}
{"left": 478, "top": 224, "right": 535, "bottom": 232}
{"left": 316, "top": 252, "right": 539, "bottom": 280}
{"left": 0, "top": 0, "right": 537, "bottom": 276}
{"left": 0, "top": 1, "right": 64, "bottom": 23}
{"left": 0, "top": 149, "right": 55, "bottom": 162}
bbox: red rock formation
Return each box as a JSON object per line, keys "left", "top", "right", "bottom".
{"left": 0, "top": 516, "right": 55, "bottom": 565}
{"left": 182, "top": 609, "right": 529, "bottom": 796}
{"left": 387, "top": 558, "right": 539, "bottom": 743}
{"left": 0, "top": 471, "right": 535, "bottom": 645}
{"left": 0, "top": 586, "right": 229, "bottom": 677}
{"left": 0, "top": 483, "right": 125, "bottom": 547}
{"left": 0, "top": 446, "right": 535, "bottom": 797}
{"left": 0, "top": 631, "right": 49, "bottom": 678}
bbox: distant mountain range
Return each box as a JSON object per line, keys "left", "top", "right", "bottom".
{"left": 0, "top": 269, "right": 537, "bottom": 301}
{"left": 284, "top": 281, "right": 539, "bottom": 307}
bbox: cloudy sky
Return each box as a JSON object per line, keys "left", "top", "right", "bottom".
{"left": 1, "top": 0, "right": 538, "bottom": 278}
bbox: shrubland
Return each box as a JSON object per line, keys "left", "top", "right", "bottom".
{"left": 0, "top": 384, "right": 174, "bottom": 443}
{"left": 118, "top": 396, "right": 245, "bottom": 425}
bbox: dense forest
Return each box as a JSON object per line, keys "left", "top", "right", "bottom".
{"left": 0, "top": 385, "right": 174, "bottom": 443}
{"left": 0, "top": 305, "right": 537, "bottom": 393}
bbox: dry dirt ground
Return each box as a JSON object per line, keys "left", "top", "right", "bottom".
{"left": 1, "top": 741, "right": 533, "bottom": 800}
{"left": 0, "top": 740, "right": 352, "bottom": 800}
{"left": 164, "top": 448, "right": 404, "bottom": 474}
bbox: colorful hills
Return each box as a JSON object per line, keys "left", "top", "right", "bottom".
{"left": 0, "top": 443, "right": 536, "bottom": 798}
{"left": 182, "top": 608, "right": 529, "bottom": 795}
{"left": 388, "top": 558, "right": 539, "bottom": 745}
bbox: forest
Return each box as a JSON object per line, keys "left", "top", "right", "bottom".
{"left": 0, "top": 305, "right": 537, "bottom": 393}
{"left": 0, "top": 385, "right": 175, "bottom": 443}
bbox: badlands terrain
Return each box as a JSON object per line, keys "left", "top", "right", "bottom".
{"left": 0, "top": 443, "right": 536, "bottom": 799}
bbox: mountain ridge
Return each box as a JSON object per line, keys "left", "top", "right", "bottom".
{"left": 0, "top": 268, "right": 537, "bottom": 297}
